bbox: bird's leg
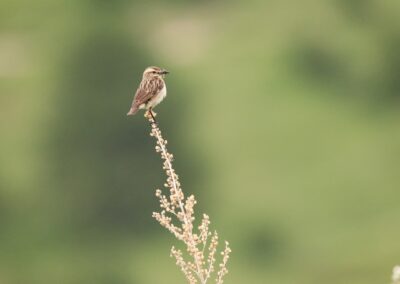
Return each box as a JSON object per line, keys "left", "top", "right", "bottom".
{"left": 149, "top": 108, "right": 157, "bottom": 125}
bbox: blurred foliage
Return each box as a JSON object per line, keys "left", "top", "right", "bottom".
{"left": 1, "top": 0, "right": 400, "bottom": 283}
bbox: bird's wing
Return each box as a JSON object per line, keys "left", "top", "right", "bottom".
{"left": 132, "top": 79, "right": 164, "bottom": 107}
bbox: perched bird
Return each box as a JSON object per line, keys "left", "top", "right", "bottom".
{"left": 127, "top": 66, "right": 169, "bottom": 120}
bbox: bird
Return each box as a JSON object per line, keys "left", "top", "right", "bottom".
{"left": 127, "top": 66, "right": 169, "bottom": 121}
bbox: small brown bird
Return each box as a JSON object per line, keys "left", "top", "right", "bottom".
{"left": 127, "top": 66, "right": 169, "bottom": 119}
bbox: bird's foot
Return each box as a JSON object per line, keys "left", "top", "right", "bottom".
{"left": 145, "top": 110, "right": 158, "bottom": 126}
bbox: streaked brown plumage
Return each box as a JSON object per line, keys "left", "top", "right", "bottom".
{"left": 127, "top": 66, "right": 169, "bottom": 116}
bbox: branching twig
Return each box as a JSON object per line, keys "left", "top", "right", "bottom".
{"left": 147, "top": 111, "right": 231, "bottom": 284}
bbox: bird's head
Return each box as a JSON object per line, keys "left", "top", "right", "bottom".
{"left": 143, "top": 66, "right": 169, "bottom": 79}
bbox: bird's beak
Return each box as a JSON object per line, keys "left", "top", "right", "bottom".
{"left": 161, "top": 69, "right": 169, "bottom": 75}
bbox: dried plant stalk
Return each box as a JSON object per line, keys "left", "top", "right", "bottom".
{"left": 393, "top": 266, "right": 400, "bottom": 284}
{"left": 146, "top": 111, "right": 231, "bottom": 284}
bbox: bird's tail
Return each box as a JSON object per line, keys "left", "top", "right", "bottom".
{"left": 127, "top": 106, "right": 139, "bottom": 116}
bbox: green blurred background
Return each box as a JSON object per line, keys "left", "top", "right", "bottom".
{"left": 1, "top": 0, "right": 400, "bottom": 283}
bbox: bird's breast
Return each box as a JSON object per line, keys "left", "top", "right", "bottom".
{"left": 148, "top": 84, "right": 167, "bottom": 108}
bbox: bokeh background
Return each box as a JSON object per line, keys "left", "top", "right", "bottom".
{"left": 1, "top": 0, "right": 400, "bottom": 283}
